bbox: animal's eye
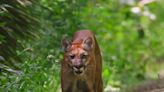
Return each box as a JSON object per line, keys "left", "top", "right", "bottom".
{"left": 69, "top": 55, "right": 75, "bottom": 59}
{"left": 81, "top": 54, "right": 88, "bottom": 59}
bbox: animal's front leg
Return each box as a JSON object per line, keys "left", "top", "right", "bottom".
{"left": 62, "top": 82, "right": 74, "bottom": 92}
{"left": 85, "top": 80, "right": 94, "bottom": 92}
{"left": 61, "top": 73, "right": 74, "bottom": 92}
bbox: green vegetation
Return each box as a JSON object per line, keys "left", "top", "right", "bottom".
{"left": 0, "top": 0, "right": 164, "bottom": 91}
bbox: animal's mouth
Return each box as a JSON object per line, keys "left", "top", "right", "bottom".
{"left": 75, "top": 70, "right": 83, "bottom": 74}
{"left": 73, "top": 66, "right": 85, "bottom": 75}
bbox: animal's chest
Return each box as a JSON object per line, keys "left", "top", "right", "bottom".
{"left": 71, "top": 79, "right": 90, "bottom": 92}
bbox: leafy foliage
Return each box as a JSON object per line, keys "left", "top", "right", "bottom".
{"left": 0, "top": 0, "right": 38, "bottom": 69}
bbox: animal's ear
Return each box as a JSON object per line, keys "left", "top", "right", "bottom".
{"left": 61, "top": 36, "right": 72, "bottom": 52}
{"left": 84, "top": 37, "right": 93, "bottom": 50}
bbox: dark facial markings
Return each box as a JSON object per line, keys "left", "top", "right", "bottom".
{"left": 69, "top": 52, "right": 88, "bottom": 60}
{"left": 69, "top": 54, "right": 75, "bottom": 59}
{"left": 81, "top": 54, "right": 88, "bottom": 59}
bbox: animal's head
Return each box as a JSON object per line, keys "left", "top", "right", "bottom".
{"left": 62, "top": 37, "right": 93, "bottom": 75}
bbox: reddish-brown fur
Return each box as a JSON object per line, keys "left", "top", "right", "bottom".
{"left": 61, "top": 30, "right": 103, "bottom": 92}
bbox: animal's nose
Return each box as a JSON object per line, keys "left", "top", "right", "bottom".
{"left": 74, "top": 65, "right": 83, "bottom": 69}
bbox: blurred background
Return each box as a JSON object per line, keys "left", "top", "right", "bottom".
{"left": 0, "top": 0, "right": 164, "bottom": 92}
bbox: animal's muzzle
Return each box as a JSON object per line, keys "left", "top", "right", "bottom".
{"left": 73, "top": 65, "right": 85, "bottom": 75}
